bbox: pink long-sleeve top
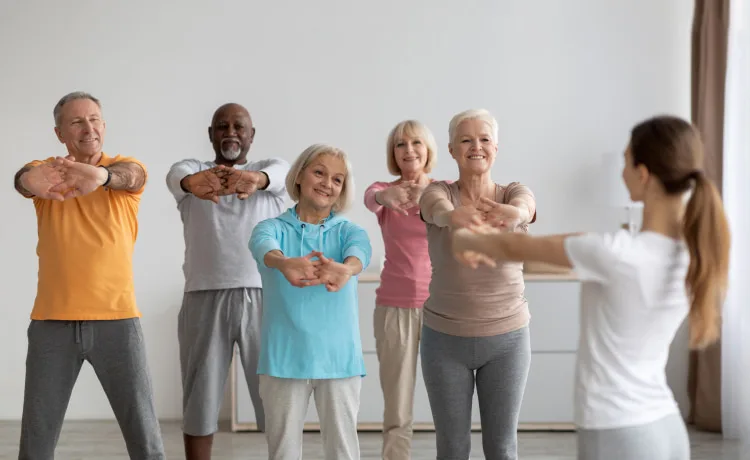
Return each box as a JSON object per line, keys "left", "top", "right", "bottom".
{"left": 364, "top": 181, "right": 432, "bottom": 309}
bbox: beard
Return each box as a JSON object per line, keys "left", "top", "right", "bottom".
{"left": 220, "top": 140, "right": 242, "bottom": 160}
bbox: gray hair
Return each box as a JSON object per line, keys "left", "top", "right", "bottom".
{"left": 53, "top": 91, "right": 101, "bottom": 126}
{"left": 285, "top": 143, "right": 355, "bottom": 213}
{"left": 448, "top": 108, "right": 499, "bottom": 146}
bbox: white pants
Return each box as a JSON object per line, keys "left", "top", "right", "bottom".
{"left": 259, "top": 374, "right": 362, "bottom": 460}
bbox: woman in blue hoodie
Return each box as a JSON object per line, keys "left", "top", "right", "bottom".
{"left": 249, "top": 143, "right": 372, "bottom": 460}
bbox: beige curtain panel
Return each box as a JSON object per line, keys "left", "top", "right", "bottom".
{"left": 688, "top": 0, "right": 730, "bottom": 433}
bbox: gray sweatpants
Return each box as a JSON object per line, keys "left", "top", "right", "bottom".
{"left": 577, "top": 413, "right": 690, "bottom": 460}
{"left": 420, "top": 325, "right": 531, "bottom": 460}
{"left": 178, "top": 287, "right": 265, "bottom": 435}
{"left": 19, "top": 318, "right": 165, "bottom": 460}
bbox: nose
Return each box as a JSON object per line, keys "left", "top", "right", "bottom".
{"left": 471, "top": 139, "right": 482, "bottom": 150}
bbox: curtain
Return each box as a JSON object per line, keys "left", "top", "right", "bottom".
{"left": 688, "top": 0, "right": 731, "bottom": 433}
{"left": 720, "top": 0, "right": 750, "bottom": 442}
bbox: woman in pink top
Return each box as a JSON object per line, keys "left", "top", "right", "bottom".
{"left": 363, "top": 120, "right": 437, "bottom": 460}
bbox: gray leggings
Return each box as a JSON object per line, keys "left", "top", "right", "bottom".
{"left": 577, "top": 413, "right": 690, "bottom": 460}
{"left": 420, "top": 325, "right": 531, "bottom": 460}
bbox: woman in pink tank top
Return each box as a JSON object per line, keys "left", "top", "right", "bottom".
{"left": 363, "top": 120, "right": 437, "bottom": 460}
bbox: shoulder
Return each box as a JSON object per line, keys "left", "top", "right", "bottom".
{"left": 565, "top": 230, "right": 635, "bottom": 261}
{"left": 246, "top": 157, "right": 290, "bottom": 168}
{"left": 24, "top": 157, "right": 56, "bottom": 169}
{"left": 168, "top": 158, "right": 209, "bottom": 171}
{"left": 365, "top": 181, "right": 392, "bottom": 193}
{"left": 500, "top": 181, "right": 535, "bottom": 198}
{"left": 105, "top": 154, "right": 147, "bottom": 171}
{"left": 425, "top": 180, "right": 454, "bottom": 194}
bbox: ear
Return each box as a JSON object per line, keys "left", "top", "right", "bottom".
{"left": 636, "top": 164, "right": 650, "bottom": 185}
{"left": 448, "top": 142, "right": 455, "bottom": 158}
{"left": 207, "top": 126, "right": 213, "bottom": 143}
{"left": 249, "top": 126, "right": 256, "bottom": 142}
{"left": 54, "top": 127, "right": 64, "bottom": 144}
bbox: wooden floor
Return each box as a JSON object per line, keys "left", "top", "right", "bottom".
{"left": 0, "top": 420, "right": 741, "bottom": 459}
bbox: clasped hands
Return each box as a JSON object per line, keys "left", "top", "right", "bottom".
{"left": 21, "top": 155, "right": 109, "bottom": 201}
{"left": 450, "top": 197, "right": 522, "bottom": 269}
{"left": 279, "top": 251, "right": 353, "bottom": 292}
{"left": 376, "top": 180, "right": 427, "bottom": 215}
{"left": 182, "top": 166, "right": 264, "bottom": 203}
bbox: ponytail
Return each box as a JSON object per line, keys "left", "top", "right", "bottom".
{"left": 682, "top": 173, "right": 731, "bottom": 349}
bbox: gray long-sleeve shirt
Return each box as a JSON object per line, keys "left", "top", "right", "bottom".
{"left": 166, "top": 157, "right": 290, "bottom": 292}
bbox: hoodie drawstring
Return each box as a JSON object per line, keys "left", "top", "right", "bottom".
{"left": 319, "top": 225, "right": 324, "bottom": 253}
{"left": 300, "top": 224, "right": 306, "bottom": 255}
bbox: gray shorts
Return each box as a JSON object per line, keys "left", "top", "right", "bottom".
{"left": 577, "top": 413, "right": 690, "bottom": 460}
{"left": 178, "top": 287, "right": 265, "bottom": 436}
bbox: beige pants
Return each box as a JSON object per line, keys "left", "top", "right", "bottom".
{"left": 259, "top": 375, "right": 361, "bottom": 460}
{"left": 373, "top": 305, "right": 424, "bottom": 460}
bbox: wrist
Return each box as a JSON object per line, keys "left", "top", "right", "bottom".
{"left": 180, "top": 175, "right": 191, "bottom": 193}
{"left": 98, "top": 166, "right": 111, "bottom": 186}
{"left": 256, "top": 171, "right": 270, "bottom": 190}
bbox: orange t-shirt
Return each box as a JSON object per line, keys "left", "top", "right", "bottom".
{"left": 24, "top": 153, "right": 146, "bottom": 320}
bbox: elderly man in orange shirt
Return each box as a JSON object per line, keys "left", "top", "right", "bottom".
{"left": 12, "top": 91, "right": 165, "bottom": 460}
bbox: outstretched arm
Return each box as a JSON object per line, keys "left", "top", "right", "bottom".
{"left": 453, "top": 229, "right": 581, "bottom": 268}
{"left": 105, "top": 161, "right": 147, "bottom": 192}
{"left": 14, "top": 166, "right": 34, "bottom": 198}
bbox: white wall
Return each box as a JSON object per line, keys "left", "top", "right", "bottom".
{"left": 0, "top": 0, "right": 694, "bottom": 421}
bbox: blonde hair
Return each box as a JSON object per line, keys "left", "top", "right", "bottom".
{"left": 448, "top": 109, "right": 499, "bottom": 146}
{"left": 385, "top": 120, "right": 438, "bottom": 176}
{"left": 285, "top": 143, "right": 355, "bottom": 213}
{"left": 629, "top": 115, "right": 730, "bottom": 349}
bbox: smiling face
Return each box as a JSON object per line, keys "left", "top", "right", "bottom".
{"left": 449, "top": 118, "right": 497, "bottom": 175}
{"left": 54, "top": 98, "right": 105, "bottom": 161}
{"left": 208, "top": 104, "right": 255, "bottom": 164}
{"left": 296, "top": 154, "right": 347, "bottom": 213}
{"left": 393, "top": 133, "right": 429, "bottom": 176}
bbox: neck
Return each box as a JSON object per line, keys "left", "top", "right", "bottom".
{"left": 400, "top": 170, "right": 428, "bottom": 184}
{"left": 72, "top": 152, "right": 102, "bottom": 165}
{"left": 640, "top": 195, "right": 684, "bottom": 239}
{"left": 457, "top": 172, "right": 494, "bottom": 201}
{"left": 214, "top": 155, "right": 247, "bottom": 167}
{"left": 296, "top": 204, "right": 331, "bottom": 224}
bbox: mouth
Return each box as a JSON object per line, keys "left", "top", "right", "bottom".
{"left": 402, "top": 157, "right": 420, "bottom": 163}
{"left": 313, "top": 188, "right": 331, "bottom": 198}
{"left": 80, "top": 138, "right": 98, "bottom": 144}
{"left": 221, "top": 138, "right": 240, "bottom": 149}
{"left": 467, "top": 154, "right": 486, "bottom": 160}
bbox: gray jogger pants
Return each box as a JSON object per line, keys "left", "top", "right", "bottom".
{"left": 19, "top": 318, "right": 165, "bottom": 460}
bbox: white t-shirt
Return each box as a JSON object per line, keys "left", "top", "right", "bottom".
{"left": 563, "top": 230, "right": 690, "bottom": 430}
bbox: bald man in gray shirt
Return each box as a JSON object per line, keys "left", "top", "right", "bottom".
{"left": 166, "top": 103, "right": 289, "bottom": 460}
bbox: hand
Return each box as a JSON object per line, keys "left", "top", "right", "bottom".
{"left": 376, "top": 181, "right": 426, "bottom": 215}
{"left": 20, "top": 162, "right": 69, "bottom": 201}
{"left": 314, "top": 254, "right": 354, "bottom": 292}
{"left": 182, "top": 169, "right": 223, "bottom": 203}
{"left": 220, "top": 168, "right": 264, "bottom": 200}
{"left": 48, "top": 156, "right": 109, "bottom": 199}
{"left": 477, "top": 197, "right": 522, "bottom": 230}
{"left": 449, "top": 205, "right": 484, "bottom": 229}
{"left": 279, "top": 251, "right": 324, "bottom": 288}
{"left": 452, "top": 226, "right": 502, "bottom": 269}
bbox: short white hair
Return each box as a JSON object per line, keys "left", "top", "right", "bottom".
{"left": 285, "top": 143, "right": 355, "bottom": 213}
{"left": 448, "top": 109, "right": 499, "bottom": 146}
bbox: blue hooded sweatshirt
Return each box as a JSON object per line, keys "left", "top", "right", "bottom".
{"left": 249, "top": 206, "right": 372, "bottom": 379}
